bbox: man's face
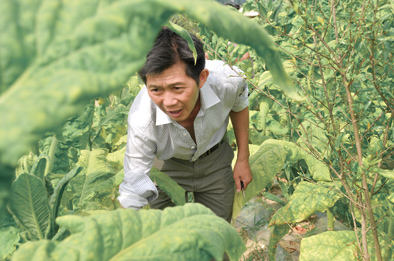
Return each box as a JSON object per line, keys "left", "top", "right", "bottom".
{"left": 146, "top": 61, "right": 208, "bottom": 124}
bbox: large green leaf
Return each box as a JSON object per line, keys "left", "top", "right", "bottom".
{"left": 269, "top": 182, "right": 342, "bottom": 226}
{"left": 63, "top": 149, "right": 120, "bottom": 212}
{"left": 300, "top": 230, "right": 393, "bottom": 261}
{"left": 12, "top": 204, "right": 245, "bottom": 261}
{"left": 0, "top": 0, "right": 292, "bottom": 167}
{"left": 299, "top": 231, "right": 357, "bottom": 261}
{"left": 232, "top": 139, "right": 332, "bottom": 219}
{"left": 9, "top": 173, "right": 50, "bottom": 240}
{"left": 150, "top": 168, "right": 186, "bottom": 206}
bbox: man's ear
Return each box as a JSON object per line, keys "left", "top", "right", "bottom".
{"left": 198, "top": 69, "right": 209, "bottom": 88}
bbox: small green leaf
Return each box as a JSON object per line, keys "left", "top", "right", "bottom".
{"left": 378, "top": 169, "right": 394, "bottom": 179}
{"left": 168, "top": 21, "right": 198, "bottom": 65}
{"left": 30, "top": 157, "right": 48, "bottom": 180}
{"left": 269, "top": 182, "right": 342, "bottom": 226}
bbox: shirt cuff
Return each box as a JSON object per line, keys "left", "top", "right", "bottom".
{"left": 118, "top": 182, "right": 158, "bottom": 209}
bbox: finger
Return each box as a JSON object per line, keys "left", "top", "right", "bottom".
{"left": 242, "top": 176, "right": 252, "bottom": 189}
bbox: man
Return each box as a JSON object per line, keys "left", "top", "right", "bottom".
{"left": 118, "top": 28, "right": 252, "bottom": 222}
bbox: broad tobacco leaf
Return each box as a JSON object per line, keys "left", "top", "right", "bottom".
{"left": 269, "top": 182, "right": 342, "bottom": 226}
{"left": 62, "top": 149, "right": 121, "bottom": 212}
{"left": 299, "top": 231, "right": 357, "bottom": 261}
{"left": 300, "top": 230, "right": 393, "bottom": 261}
{"left": 232, "top": 139, "right": 331, "bottom": 219}
{"left": 12, "top": 204, "right": 245, "bottom": 261}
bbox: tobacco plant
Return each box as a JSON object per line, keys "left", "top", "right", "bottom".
{"left": 199, "top": 0, "right": 393, "bottom": 260}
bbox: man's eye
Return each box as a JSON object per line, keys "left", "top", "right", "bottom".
{"left": 173, "top": 87, "right": 182, "bottom": 90}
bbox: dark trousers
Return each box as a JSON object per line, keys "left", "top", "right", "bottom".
{"left": 150, "top": 141, "right": 235, "bottom": 222}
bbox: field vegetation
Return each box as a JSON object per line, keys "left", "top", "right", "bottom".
{"left": 0, "top": 0, "right": 392, "bottom": 260}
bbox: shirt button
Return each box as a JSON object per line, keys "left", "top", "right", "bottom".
{"left": 191, "top": 145, "right": 196, "bottom": 150}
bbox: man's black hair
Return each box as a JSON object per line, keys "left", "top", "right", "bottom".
{"left": 138, "top": 27, "right": 206, "bottom": 85}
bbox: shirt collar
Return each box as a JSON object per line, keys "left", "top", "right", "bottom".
{"left": 155, "top": 83, "right": 220, "bottom": 126}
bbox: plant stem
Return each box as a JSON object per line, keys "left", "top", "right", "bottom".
{"left": 343, "top": 76, "right": 382, "bottom": 260}
{"left": 44, "top": 135, "right": 57, "bottom": 177}
{"left": 327, "top": 208, "right": 334, "bottom": 231}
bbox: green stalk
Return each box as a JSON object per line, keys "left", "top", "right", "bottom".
{"left": 44, "top": 135, "right": 57, "bottom": 177}
{"left": 327, "top": 209, "right": 334, "bottom": 231}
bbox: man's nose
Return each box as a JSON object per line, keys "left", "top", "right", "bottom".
{"left": 163, "top": 93, "right": 177, "bottom": 107}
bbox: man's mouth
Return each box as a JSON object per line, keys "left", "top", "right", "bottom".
{"left": 167, "top": 109, "right": 182, "bottom": 118}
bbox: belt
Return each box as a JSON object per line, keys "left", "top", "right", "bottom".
{"left": 198, "top": 139, "right": 225, "bottom": 159}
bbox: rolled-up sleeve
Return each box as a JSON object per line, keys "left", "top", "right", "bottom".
{"left": 118, "top": 123, "right": 158, "bottom": 209}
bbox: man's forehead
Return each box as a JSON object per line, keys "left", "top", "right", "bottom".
{"left": 146, "top": 64, "right": 194, "bottom": 87}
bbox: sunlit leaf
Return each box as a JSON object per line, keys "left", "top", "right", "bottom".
{"left": 269, "top": 182, "right": 342, "bottom": 226}
{"left": 12, "top": 204, "right": 245, "bottom": 261}
{"left": 299, "top": 231, "right": 357, "bottom": 261}
{"left": 233, "top": 139, "right": 332, "bottom": 219}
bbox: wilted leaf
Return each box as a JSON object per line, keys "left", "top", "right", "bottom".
{"left": 269, "top": 182, "right": 342, "bottom": 226}
{"left": 12, "top": 204, "right": 245, "bottom": 261}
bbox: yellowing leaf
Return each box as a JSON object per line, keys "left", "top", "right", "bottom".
{"left": 299, "top": 231, "right": 356, "bottom": 261}
{"left": 233, "top": 139, "right": 332, "bottom": 219}
{"left": 269, "top": 182, "right": 342, "bottom": 226}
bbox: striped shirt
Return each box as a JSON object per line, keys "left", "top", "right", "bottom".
{"left": 118, "top": 60, "right": 248, "bottom": 209}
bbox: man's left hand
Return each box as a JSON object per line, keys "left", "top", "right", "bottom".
{"left": 233, "top": 158, "right": 252, "bottom": 192}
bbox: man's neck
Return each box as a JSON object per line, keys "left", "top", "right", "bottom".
{"left": 178, "top": 96, "right": 201, "bottom": 143}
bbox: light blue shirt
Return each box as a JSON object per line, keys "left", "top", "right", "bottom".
{"left": 118, "top": 60, "right": 248, "bottom": 209}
